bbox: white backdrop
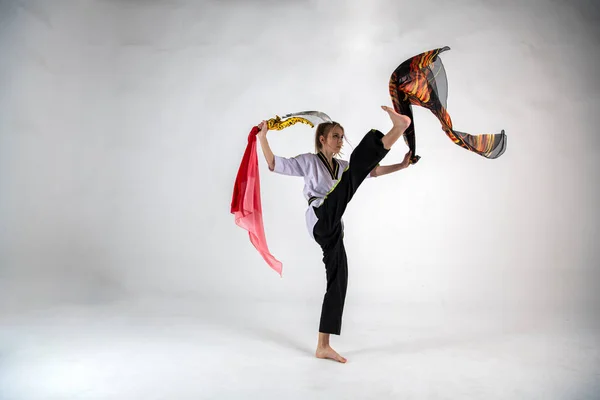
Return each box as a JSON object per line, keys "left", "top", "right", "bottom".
{"left": 0, "top": 0, "right": 599, "bottom": 398}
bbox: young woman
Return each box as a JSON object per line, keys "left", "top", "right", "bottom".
{"left": 257, "top": 105, "right": 412, "bottom": 363}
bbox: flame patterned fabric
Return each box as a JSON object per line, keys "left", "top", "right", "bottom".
{"left": 389, "top": 46, "right": 507, "bottom": 164}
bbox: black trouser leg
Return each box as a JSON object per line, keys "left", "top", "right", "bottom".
{"left": 318, "top": 233, "right": 348, "bottom": 334}
{"left": 313, "top": 129, "right": 389, "bottom": 335}
{"left": 313, "top": 129, "right": 389, "bottom": 238}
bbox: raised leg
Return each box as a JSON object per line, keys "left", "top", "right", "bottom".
{"left": 380, "top": 105, "right": 411, "bottom": 150}
{"left": 313, "top": 129, "right": 389, "bottom": 237}
{"left": 313, "top": 108, "right": 411, "bottom": 237}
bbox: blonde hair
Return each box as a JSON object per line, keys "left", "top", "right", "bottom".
{"left": 314, "top": 121, "right": 348, "bottom": 157}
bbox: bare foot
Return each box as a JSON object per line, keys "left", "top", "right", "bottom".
{"left": 316, "top": 345, "right": 347, "bottom": 363}
{"left": 381, "top": 105, "right": 411, "bottom": 129}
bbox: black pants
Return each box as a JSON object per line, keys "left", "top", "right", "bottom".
{"left": 312, "top": 129, "right": 390, "bottom": 335}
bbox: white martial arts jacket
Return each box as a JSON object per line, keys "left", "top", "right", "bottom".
{"left": 270, "top": 152, "right": 374, "bottom": 240}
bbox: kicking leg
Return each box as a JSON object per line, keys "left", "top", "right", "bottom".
{"left": 313, "top": 130, "right": 388, "bottom": 233}
{"left": 380, "top": 105, "right": 411, "bottom": 150}
{"left": 314, "top": 106, "right": 411, "bottom": 233}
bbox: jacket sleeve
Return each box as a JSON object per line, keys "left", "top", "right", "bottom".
{"left": 271, "top": 154, "right": 307, "bottom": 177}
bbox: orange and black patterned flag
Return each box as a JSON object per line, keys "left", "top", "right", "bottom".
{"left": 389, "top": 46, "right": 507, "bottom": 164}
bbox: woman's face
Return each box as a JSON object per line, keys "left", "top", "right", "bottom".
{"left": 321, "top": 126, "right": 344, "bottom": 154}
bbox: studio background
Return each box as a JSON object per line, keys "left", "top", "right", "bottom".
{"left": 1, "top": 0, "right": 598, "bottom": 399}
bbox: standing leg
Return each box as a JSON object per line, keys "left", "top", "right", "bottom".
{"left": 313, "top": 107, "right": 410, "bottom": 363}
{"left": 315, "top": 230, "right": 348, "bottom": 363}
{"left": 318, "top": 232, "right": 348, "bottom": 335}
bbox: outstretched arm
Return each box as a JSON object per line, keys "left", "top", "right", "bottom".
{"left": 371, "top": 151, "right": 412, "bottom": 177}
{"left": 257, "top": 121, "right": 275, "bottom": 170}
{"left": 257, "top": 120, "right": 306, "bottom": 177}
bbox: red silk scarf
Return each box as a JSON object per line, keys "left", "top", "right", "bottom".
{"left": 230, "top": 126, "right": 283, "bottom": 276}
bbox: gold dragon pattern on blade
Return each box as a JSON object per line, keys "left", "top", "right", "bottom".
{"left": 266, "top": 116, "right": 314, "bottom": 131}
